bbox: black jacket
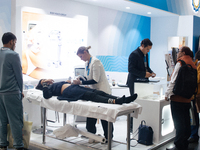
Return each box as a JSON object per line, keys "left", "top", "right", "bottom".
{"left": 126, "top": 47, "right": 153, "bottom": 86}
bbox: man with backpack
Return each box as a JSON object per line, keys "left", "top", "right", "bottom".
{"left": 165, "top": 46, "right": 197, "bottom": 150}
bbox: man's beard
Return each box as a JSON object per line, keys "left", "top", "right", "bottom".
{"left": 11, "top": 44, "right": 15, "bottom": 51}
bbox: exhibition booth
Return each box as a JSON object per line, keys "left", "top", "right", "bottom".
{"left": 1, "top": 0, "right": 200, "bottom": 149}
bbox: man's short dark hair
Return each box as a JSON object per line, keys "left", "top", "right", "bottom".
{"left": 140, "top": 38, "right": 153, "bottom": 48}
{"left": 2, "top": 32, "right": 17, "bottom": 45}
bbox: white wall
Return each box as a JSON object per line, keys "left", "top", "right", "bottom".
{"left": 151, "top": 15, "right": 194, "bottom": 78}
{"left": 177, "top": 15, "right": 193, "bottom": 48}
{"left": 97, "top": 7, "right": 118, "bottom": 56}
{"left": 151, "top": 16, "right": 179, "bottom": 78}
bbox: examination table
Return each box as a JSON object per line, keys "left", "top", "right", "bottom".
{"left": 26, "top": 89, "right": 142, "bottom": 150}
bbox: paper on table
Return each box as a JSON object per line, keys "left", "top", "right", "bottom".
{"left": 53, "top": 124, "right": 79, "bottom": 139}
{"left": 78, "top": 129, "right": 106, "bottom": 143}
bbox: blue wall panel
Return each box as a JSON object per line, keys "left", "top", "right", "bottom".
{"left": 97, "top": 11, "right": 150, "bottom": 72}
{"left": 193, "top": 16, "right": 200, "bottom": 54}
{"left": 111, "top": 12, "right": 150, "bottom": 56}
{"left": 97, "top": 56, "right": 128, "bottom": 72}
{"left": 129, "top": 0, "right": 169, "bottom": 12}
{"left": 129, "top": 0, "right": 184, "bottom": 15}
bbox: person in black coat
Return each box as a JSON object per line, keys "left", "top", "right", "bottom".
{"left": 126, "top": 38, "right": 156, "bottom": 131}
{"left": 127, "top": 38, "right": 156, "bottom": 95}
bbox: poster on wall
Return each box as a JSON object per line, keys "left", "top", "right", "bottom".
{"left": 22, "top": 11, "right": 88, "bottom": 80}
{"left": 165, "top": 53, "right": 175, "bottom": 81}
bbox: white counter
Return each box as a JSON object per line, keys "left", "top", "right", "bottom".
{"left": 133, "top": 98, "right": 175, "bottom": 144}
{"left": 111, "top": 82, "right": 175, "bottom": 145}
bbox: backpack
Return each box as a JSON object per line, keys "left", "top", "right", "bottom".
{"left": 137, "top": 120, "right": 153, "bottom": 145}
{"left": 173, "top": 59, "right": 197, "bottom": 99}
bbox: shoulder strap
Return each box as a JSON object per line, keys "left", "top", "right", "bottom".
{"left": 141, "top": 120, "right": 146, "bottom": 125}
{"left": 177, "top": 59, "right": 186, "bottom": 66}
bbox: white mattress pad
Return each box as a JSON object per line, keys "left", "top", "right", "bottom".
{"left": 26, "top": 89, "right": 142, "bottom": 122}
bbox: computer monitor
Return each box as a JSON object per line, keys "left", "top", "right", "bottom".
{"left": 74, "top": 67, "right": 85, "bottom": 76}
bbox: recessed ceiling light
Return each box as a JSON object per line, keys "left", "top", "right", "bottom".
{"left": 126, "top": 7, "right": 130, "bottom": 9}
{"left": 147, "top": 12, "right": 152, "bottom": 14}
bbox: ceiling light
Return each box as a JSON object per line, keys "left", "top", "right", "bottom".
{"left": 147, "top": 12, "right": 152, "bottom": 14}
{"left": 126, "top": 7, "right": 130, "bottom": 9}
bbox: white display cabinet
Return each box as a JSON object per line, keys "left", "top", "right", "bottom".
{"left": 133, "top": 98, "right": 175, "bottom": 144}
{"left": 111, "top": 81, "right": 175, "bottom": 144}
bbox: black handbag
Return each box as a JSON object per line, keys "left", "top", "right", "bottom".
{"left": 137, "top": 120, "right": 153, "bottom": 145}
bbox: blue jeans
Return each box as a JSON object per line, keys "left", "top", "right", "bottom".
{"left": 0, "top": 94, "right": 24, "bottom": 148}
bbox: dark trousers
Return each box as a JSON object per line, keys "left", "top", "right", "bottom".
{"left": 128, "top": 83, "right": 134, "bottom": 131}
{"left": 82, "top": 90, "right": 115, "bottom": 139}
{"left": 86, "top": 117, "right": 113, "bottom": 139}
{"left": 171, "top": 101, "right": 191, "bottom": 150}
{"left": 128, "top": 83, "right": 134, "bottom": 97}
{"left": 190, "top": 99, "right": 199, "bottom": 140}
{"left": 0, "top": 94, "right": 24, "bottom": 148}
{"left": 81, "top": 89, "right": 118, "bottom": 103}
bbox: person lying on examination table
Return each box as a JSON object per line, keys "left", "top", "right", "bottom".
{"left": 35, "top": 79, "right": 138, "bottom": 104}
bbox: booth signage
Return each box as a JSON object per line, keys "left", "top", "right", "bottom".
{"left": 192, "top": 0, "right": 200, "bottom": 12}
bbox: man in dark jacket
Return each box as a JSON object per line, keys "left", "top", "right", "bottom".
{"left": 127, "top": 38, "right": 156, "bottom": 131}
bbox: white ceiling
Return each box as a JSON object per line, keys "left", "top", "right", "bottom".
{"left": 70, "top": 0, "right": 179, "bottom": 17}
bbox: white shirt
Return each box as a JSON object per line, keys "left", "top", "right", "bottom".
{"left": 165, "top": 62, "right": 181, "bottom": 99}
{"left": 84, "top": 57, "right": 111, "bottom": 94}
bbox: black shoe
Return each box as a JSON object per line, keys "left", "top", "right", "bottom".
{"left": 115, "top": 95, "right": 125, "bottom": 104}
{"left": 0, "top": 146, "right": 7, "bottom": 150}
{"left": 16, "top": 148, "right": 30, "bottom": 150}
{"left": 101, "top": 139, "right": 108, "bottom": 144}
{"left": 122, "top": 94, "right": 138, "bottom": 104}
{"left": 188, "top": 137, "right": 199, "bottom": 143}
{"left": 166, "top": 147, "right": 178, "bottom": 150}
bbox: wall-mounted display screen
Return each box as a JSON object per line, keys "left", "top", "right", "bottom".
{"left": 22, "top": 11, "right": 88, "bottom": 80}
